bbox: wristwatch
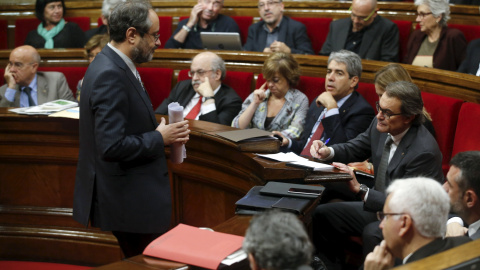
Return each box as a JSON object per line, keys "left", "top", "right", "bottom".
{"left": 356, "top": 184, "right": 369, "bottom": 200}
{"left": 204, "top": 96, "right": 215, "bottom": 101}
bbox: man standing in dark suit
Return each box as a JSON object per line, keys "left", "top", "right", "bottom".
{"left": 277, "top": 50, "right": 374, "bottom": 156}
{"left": 457, "top": 39, "right": 480, "bottom": 76}
{"left": 319, "top": 0, "right": 399, "bottom": 62}
{"left": 155, "top": 51, "right": 242, "bottom": 126}
{"left": 73, "top": 0, "right": 190, "bottom": 258}
{"left": 444, "top": 151, "right": 480, "bottom": 240}
{"left": 310, "top": 81, "right": 443, "bottom": 269}
{"left": 364, "top": 177, "right": 470, "bottom": 269}
{"left": 243, "top": 0, "right": 314, "bottom": 54}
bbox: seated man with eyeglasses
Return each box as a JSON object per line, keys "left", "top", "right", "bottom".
{"left": 165, "top": 0, "right": 239, "bottom": 49}
{"left": 0, "top": 45, "right": 76, "bottom": 107}
{"left": 309, "top": 81, "right": 443, "bottom": 269}
{"left": 244, "top": 0, "right": 314, "bottom": 54}
{"left": 319, "top": 0, "right": 399, "bottom": 62}
{"left": 364, "top": 177, "right": 470, "bottom": 269}
{"left": 155, "top": 52, "right": 242, "bottom": 125}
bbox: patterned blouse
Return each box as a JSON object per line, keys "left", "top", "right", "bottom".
{"left": 232, "top": 89, "right": 309, "bottom": 139}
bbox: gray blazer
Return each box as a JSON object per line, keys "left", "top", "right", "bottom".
{"left": 0, "top": 71, "right": 75, "bottom": 107}
{"left": 319, "top": 15, "right": 399, "bottom": 62}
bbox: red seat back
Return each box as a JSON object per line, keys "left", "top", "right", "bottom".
{"left": 0, "top": 20, "right": 8, "bottom": 50}
{"left": 178, "top": 69, "right": 190, "bottom": 82}
{"left": 37, "top": 67, "right": 88, "bottom": 97}
{"left": 256, "top": 74, "right": 325, "bottom": 103}
{"left": 65, "top": 17, "right": 90, "bottom": 31}
{"left": 356, "top": 82, "right": 377, "bottom": 110}
{"left": 291, "top": 17, "right": 332, "bottom": 54}
{"left": 451, "top": 102, "right": 480, "bottom": 157}
{"left": 422, "top": 92, "right": 463, "bottom": 175}
{"left": 448, "top": 24, "right": 480, "bottom": 43}
{"left": 138, "top": 67, "right": 174, "bottom": 109}
{"left": 0, "top": 68, "right": 4, "bottom": 85}
{"left": 392, "top": 20, "right": 412, "bottom": 63}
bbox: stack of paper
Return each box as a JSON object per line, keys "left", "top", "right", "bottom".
{"left": 257, "top": 152, "right": 334, "bottom": 171}
{"left": 9, "top": 99, "right": 78, "bottom": 115}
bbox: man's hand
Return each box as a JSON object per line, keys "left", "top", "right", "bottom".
{"left": 348, "top": 160, "right": 374, "bottom": 175}
{"left": 5, "top": 64, "right": 17, "bottom": 89}
{"left": 364, "top": 240, "right": 395, "bottom": 270}
{"left": 316, "top": 91, "right": 338, "bottom": 110}
{"left": 446, "top": 222, "right": 468, "bottom": 237}
{"left": 196, "top": 76, "right": 214, "bottom": 97}
{"left": 252, "top": 82, "right": 267, "bottom": 105}
{"left": 187, "top": 3, "right": 203, "bottom": 28}
{"left": 263, "top": 47, "right": 272, "bottom": 53}
{"left": 272, "top": 131, "right": 288, "bottom": 147}
{"left": 332, "top": 162, "right": 360, "bottom": 194}
{"left": 269, "top": 41, "right": 291, "bottom": 53}
{"left": 310, "top": 140, "right": 331, "bottom": 159}
{"left": 156, "top": 118, "right": 190, "bottom": 146}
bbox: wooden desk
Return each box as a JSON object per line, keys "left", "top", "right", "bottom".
{"left": 0, "top": 108, "right": 348, "bottom": 266}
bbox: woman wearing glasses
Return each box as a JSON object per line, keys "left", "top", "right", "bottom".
{"left": 25, "top": 0, "right": 86, "bottom": 49}
{"left": 232, "top": 52, "right": 309, "bottom": 146}
{"left": 404, "top": 0, "right": 466, "bottom": 71}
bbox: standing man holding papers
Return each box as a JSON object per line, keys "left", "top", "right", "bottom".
{"left": 73, "top": 0, "right": 190, "bottom": 258}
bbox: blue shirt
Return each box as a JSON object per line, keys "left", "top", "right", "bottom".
{"left": 5, "top": 74, "right": 38, "bottom": 107}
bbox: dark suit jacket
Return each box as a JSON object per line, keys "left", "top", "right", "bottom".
{"left": 0, "top": 71, "right": 75, "bottom": 107}
{"left": 85, "top": 24, "right": 108, "bottom": 42}
{"left": 319, "top": 15, "right": 399, "bottom": 62}
{"left": 290, "top": 91, "right": 374, "bottom": 154}
{"left": 243, "top": 16, "right": 314, "bottom": 55}
{"left": 406, "top": 237, "right": 471, "bottom": 264}
{"left": 155, "top": 79, "right": 242, "bottom": 126}
{"left": 458, "top": 38, "right": 480, "bottom": 75}
{"left": 73, "top": 45, "right": 171, "bottom": 234}
{"left": 331, "top": 119, "right": 444, "bottom": 212}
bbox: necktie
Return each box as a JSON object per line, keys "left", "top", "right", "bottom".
{"left": 23, "top": 86, "right": 36, "bottom": 107}
{"left": 135, "top": 70, "right": 145, "bottom": 91}
{"left": 300, "top": 114, "right": 325, "bottom": 157}
{"left": 185, "top": 97, "right": 202, "bottom": 119}
{"left": 375, "top": 135, "right": 394, "bottom": 192}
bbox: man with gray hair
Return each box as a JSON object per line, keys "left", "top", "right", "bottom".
{"left": 85, "top": 0, "right": 125, "bottom": 41}
{"left": 310, "top": 81, "right": 443, "bottom": 269}
{"left": 320, "top": 0, "right": 399, "bottom": 62}
{"left": 243, "top": 209, "right": 314, "bottom": 270}
{"left": 364, "top": 177, "right": 470, "bottom": 269}
{"left": 155, "top": 51, "right": 242, "bottom": 125}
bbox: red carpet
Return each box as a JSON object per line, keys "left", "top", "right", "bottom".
{"left": 0, "top": 261, "right": 92, "bottom": 270}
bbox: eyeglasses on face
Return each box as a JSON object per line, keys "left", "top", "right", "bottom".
{"left": 188, "top": 69, "right": 213, "bottom": 78}
{"left": 349, "top": 6, "right": 377, "bottom": 22}
{"left": 416, "top": 12, "right": 433, "bottom": 20}
{"left": 8, "top": 61, "right": 35, "bottom": 69}
{"left": 258, "top": 1, "right": 281, "bottom": 9}
{"left": 376, "top": 101, "right": 404, "bottom": 120}
{"left": 147, "top": 32, "right": 161, "bottom": 42}
{"left": 376, "top": 211, "right": 406, "bottom": 221}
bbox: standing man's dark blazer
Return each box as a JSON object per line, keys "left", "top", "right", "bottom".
{"left": 458, "top": 38, "right": 480, "bottom": 75}
{"left": 320, "top": 16, "right": 399, "bottom": 62}
{"left": 155, "top": 79, "right": 242, "bottom": 126}
{"left": 291, "top": 91, "right": 374, "bottom": 154}
{"left": 73, "top": 45, "right": 171, "bottom": 234}
{"left": 332, "top": 118, "right": 444, "bottom": 212}
{"left": 243, "top": 16, "right": 314, "bottom": 55}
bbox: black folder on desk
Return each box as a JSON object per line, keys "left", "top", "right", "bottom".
{"left": 259, "top": 181, "right": 324, "bottom": 199}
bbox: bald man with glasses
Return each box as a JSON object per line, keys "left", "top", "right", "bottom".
{"left": 320, "top": 0, "right": 400, "bottom": 62}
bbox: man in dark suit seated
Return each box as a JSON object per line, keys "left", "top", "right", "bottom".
{"left": 155, "top": 52, "right": 242, "bottom": 126}
{"left": 444, "top": 151, "right": 480, "bottom": 240}
{"left": 364, "top": 177, "right": 471, "bottom": 269}
{"left": 0, "top": 45, "right": 75, "bottom": 107}
{"left": 164, "top": 0, "right": 239, "bottom": 49}
{"left": 319, "top": 0, "right": 399, "bottom": 62}
{"left": 310, "top": 81, "right": 443, "bottom": 269}
{"left": 457, "top": 38, "right": 480, "bottom": 76}
{"left": 243, "top": 0, "right": 314, "bottom": 54}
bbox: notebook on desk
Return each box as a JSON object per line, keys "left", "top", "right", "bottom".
{"left": 200, "top": 32, "right": 242, "bottom": 50}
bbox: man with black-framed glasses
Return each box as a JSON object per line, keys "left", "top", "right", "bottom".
{"left": 320, "top": 0, "right": 399, "bottom": 62}
{"left": 155, "top": 51, "right": 242, "bottom": 125}
{"left": 310, "top": 81, "right": 443, "bottom": 269}
{"left": 364, "top": 177, "right": 470, "bottom": 269}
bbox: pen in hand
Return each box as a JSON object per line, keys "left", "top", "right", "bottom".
{"left": 323, "top": 138, "right": 330, "bottom": 146}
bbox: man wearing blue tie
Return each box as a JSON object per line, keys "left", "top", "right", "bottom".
{"left": 0, "top": 45, "right": 75, "bottom": 107}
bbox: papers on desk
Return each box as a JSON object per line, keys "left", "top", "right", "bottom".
{"left": 143, "top": 224, "right": 246, "bottom": 269}
{"left": 9, "top": 99, "right": 78, "bottom": 115}
{"left": 257, "top": 152, "right": 334, "bottom": 171}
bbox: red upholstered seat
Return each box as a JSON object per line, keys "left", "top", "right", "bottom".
{"left": 392, "top": 20, "right": 412, "bottom": 63}
{"left": 137, "top": 67, "right": 174, "bottom": 109}
{"left": 0, "top": 19, "right": 8, "bottom": 49}
{"left": 256, "top": 74, "right": 324, "bottom": 104}
{"left": 0, "top": 68, "right": 4, "bottom": 86}
{"left": 177, "top": 69, "right": 190, "bottom": 82}
{"left": 37, "top": 66, "right": 88, "bottom": 97}
{"left": 15, "top": 17, "right": 90, "bottom": 47}
{"left": 291, "top": 17, "right": 332, "bottom": 54}
{"left": 356, "top": 82, "right": 377, "bottom": 110}
{"left": 451, "top": 102, "right": 480, "bottom": 158}
{"left": 0, "top": 261, "right": 91, "bottom": 270}
{"left": 422, "top": 92, "right": 463, "bottom": 175}
{"left": 448, "top": 24, "right": 480, "bottom": 43}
